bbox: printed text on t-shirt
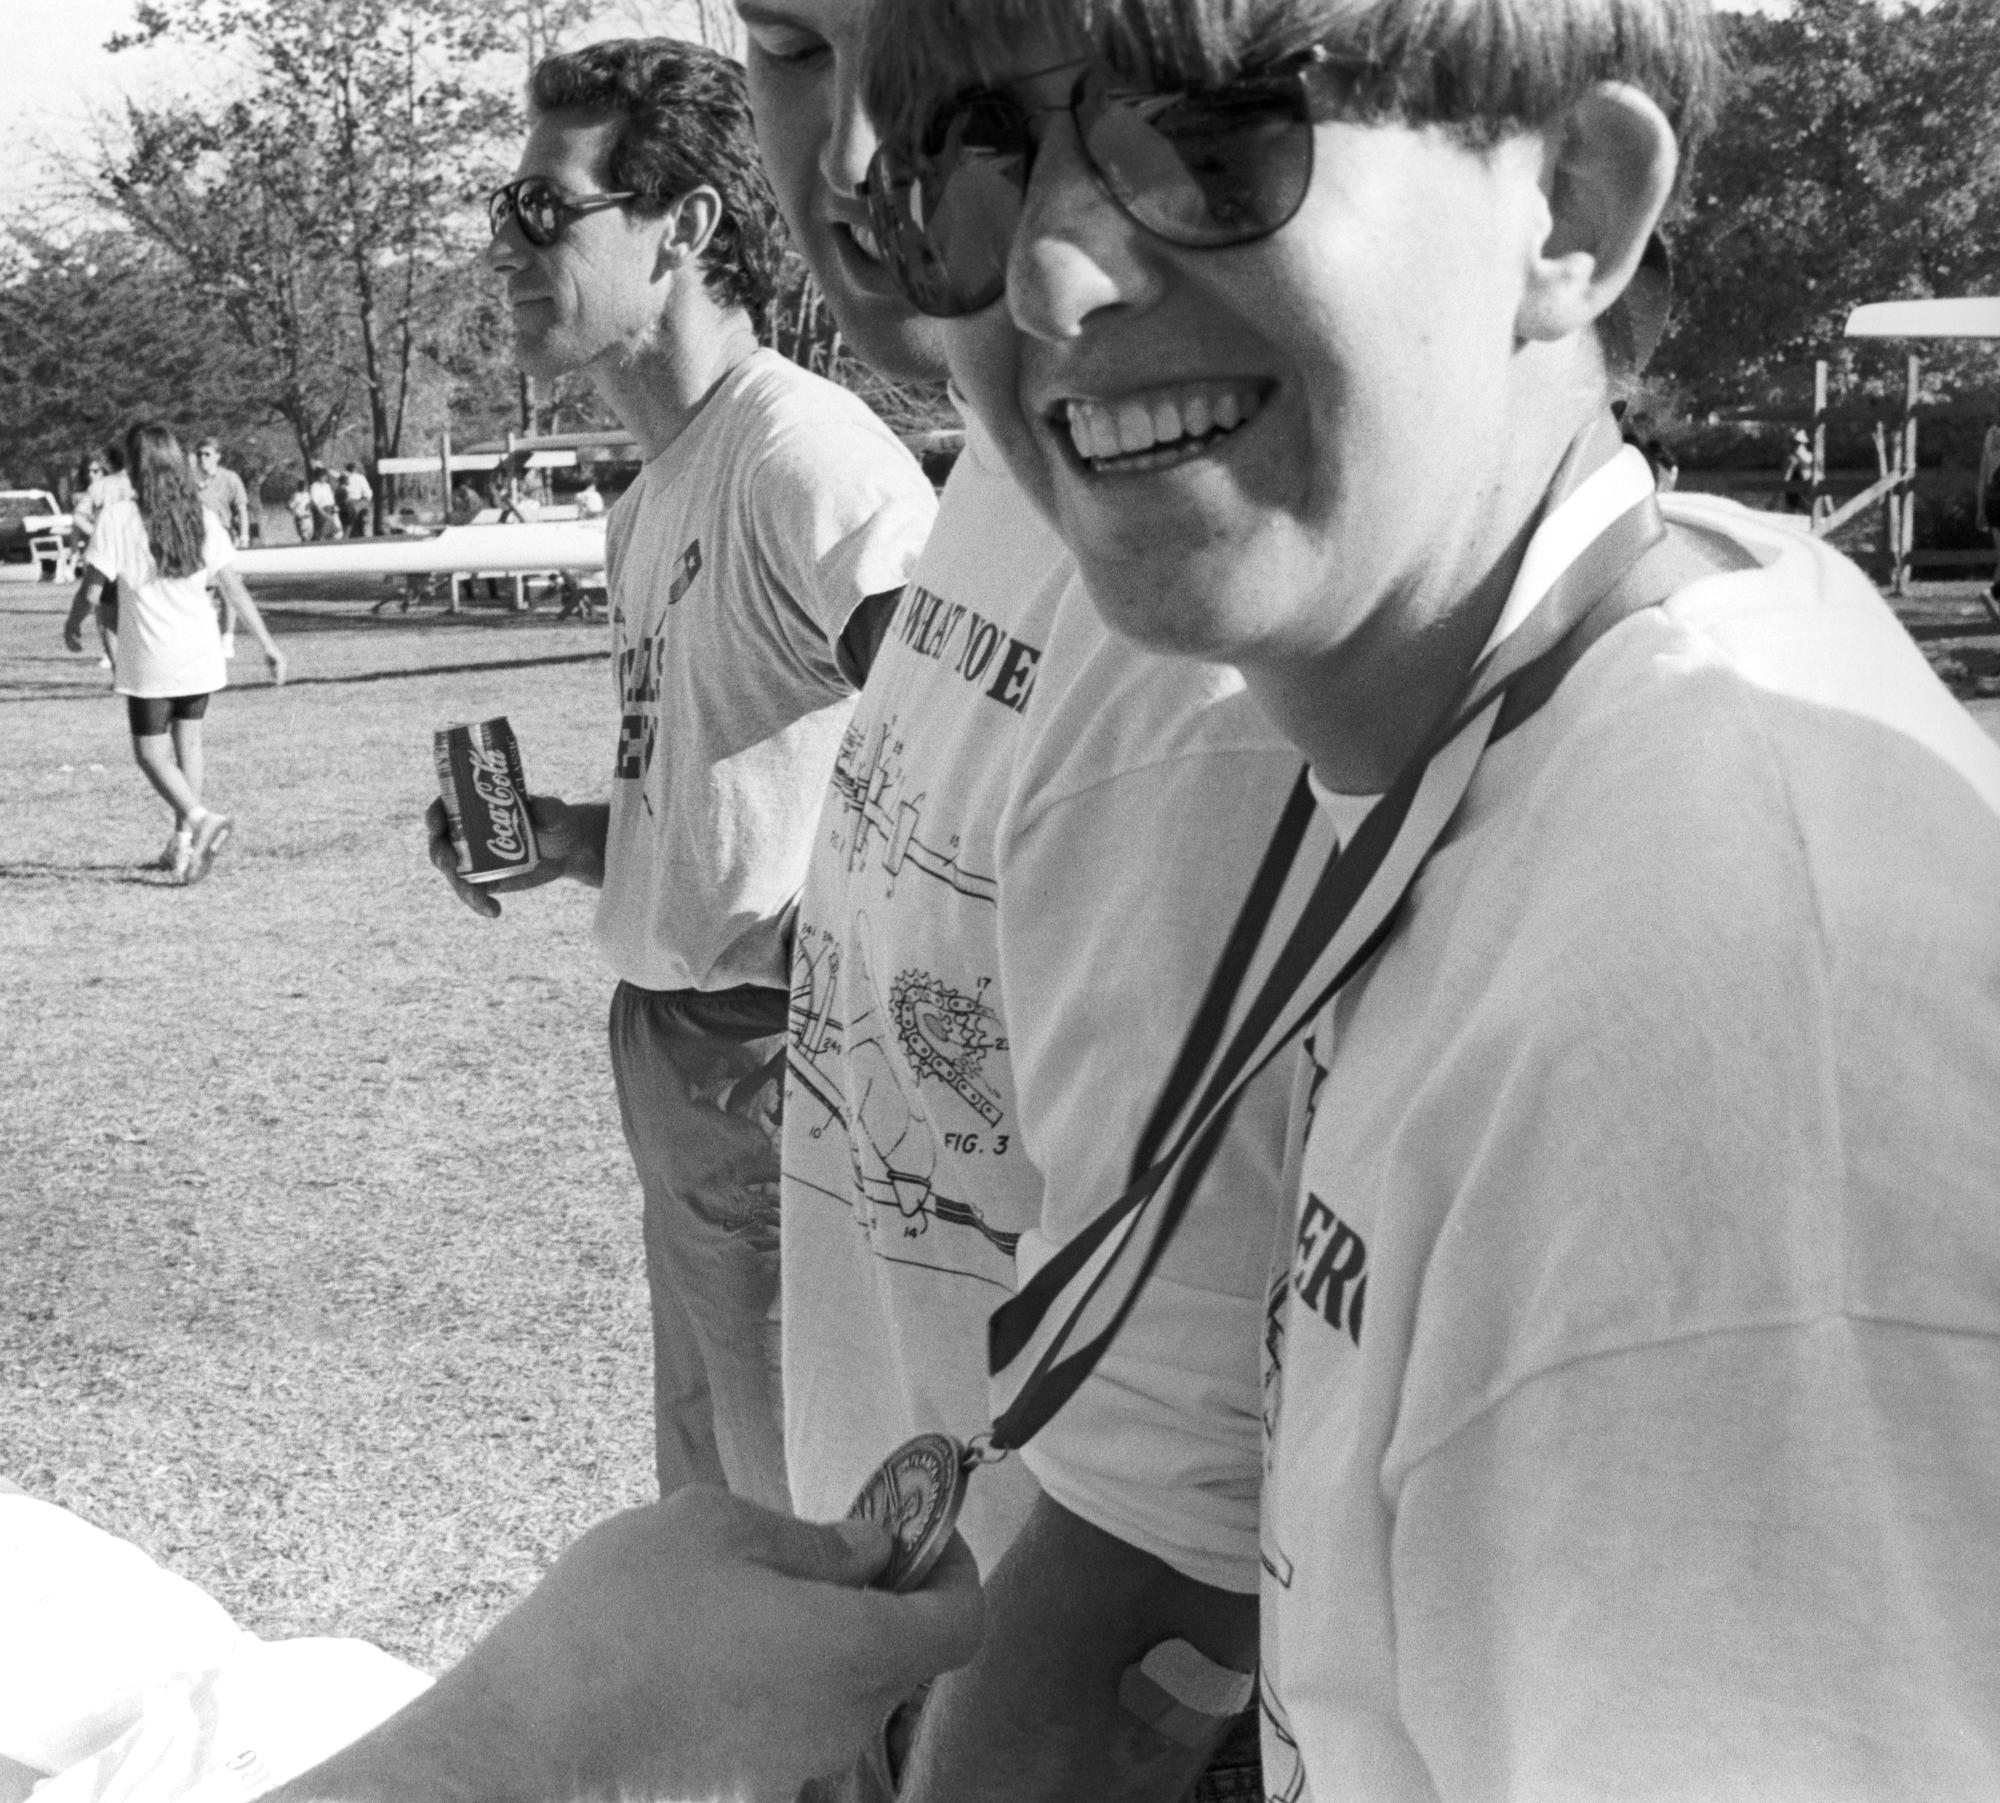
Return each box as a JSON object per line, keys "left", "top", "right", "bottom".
{"left": 894, "top": 584, "right": 1042, "bottom": 715}
{"left": 611, "top": 539, "right": 701, "bottom": 784}
{"left": 1293, "top": 1194, "right": 1367, "bottom": 1344}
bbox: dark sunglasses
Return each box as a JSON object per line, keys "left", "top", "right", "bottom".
{"left": 487, "top": 175, "right": 638, "bottom": 248}
{"left": 865, "top": 51, "right": 1328, "bottom": 319}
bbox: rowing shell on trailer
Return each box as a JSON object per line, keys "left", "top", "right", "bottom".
{"left": 1845, "top": 298, "right": 2000, "bottom": 340}
{"left": 233, "top": 517, "right": 606, "bottom": 579}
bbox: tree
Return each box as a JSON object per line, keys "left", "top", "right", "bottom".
{"left": 100, "top": 0, "right": 522, "bottom": 517}
{"left": 1659, "top": 0, "right": 2000, "bottom": 411}
{"left": 0, "top": 228, "right": 272, "bottom": 493}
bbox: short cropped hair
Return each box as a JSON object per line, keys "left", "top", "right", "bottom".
{"left": 863, "top": 0, "right": 1720, "bottom": 187}
{"left": 530, "top": 38, "right": 786, "bottom": 339}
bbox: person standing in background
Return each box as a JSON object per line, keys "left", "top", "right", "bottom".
{"left": 286, "top": 474, "right": 315, "bottom": 544}
{"left": 193, "top": 437, "right": 252, "bottom": 658}
{"left": 339, "top": 463, "right": 374, "bottom": 538}
{"left": 1780, "top": 425, "right": 1815, "bottom": 513}
{"left": 427, "top": 38, "right": 935, "bottom": 1510}
{"left": 308, "top": 467, "right": 339, "bottom": 540}
{"left": 70, "top": 447, "right": 127, "bottom": 673}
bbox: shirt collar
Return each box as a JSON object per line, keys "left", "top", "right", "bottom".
{"left": 1479, "top": 444, "right": 1657, "bottom": 661}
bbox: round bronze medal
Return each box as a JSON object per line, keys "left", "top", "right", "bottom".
{"left": 845, "top": 1431, "right": 971, "bottom": 1593}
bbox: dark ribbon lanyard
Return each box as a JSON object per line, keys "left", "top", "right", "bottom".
{"left": 984, "top": 418, "right": 1674, "bottom": 1454}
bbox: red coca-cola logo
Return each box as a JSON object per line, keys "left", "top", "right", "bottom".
{"left": 468, "top": 745, "right": 529, "bottom": 860}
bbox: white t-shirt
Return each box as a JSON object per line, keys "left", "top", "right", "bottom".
{"left": 592, "top": 349, "right": 937, "bottom": 994}
{"left": 1261, "top": 494, "right": 2000, "bottom": 1802}
{"left": 783, "top": 401, "right": 1302, "bottom": 1587}
{"left": 783, "top": 403, "right": 1069, "bottom": 1565}
{"left": 997, "top": 588, "right": 1310, "bottom": 1592}
{"left": 71, "top": 471, "right": 132, "bottom": 546}
{"left": 85, "top": 498, "right": 234, "bottom": 700}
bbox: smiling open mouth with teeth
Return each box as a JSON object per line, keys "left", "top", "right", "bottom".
{"left": 1060, "top": 382, "right": 1269, "bottom": 472}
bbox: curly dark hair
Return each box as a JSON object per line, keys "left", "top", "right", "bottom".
{"left": 125, "top": 422, "right": 207, "bottom": 582}
{"left": 529, "top": 39, "right": 786, "bottom": 341}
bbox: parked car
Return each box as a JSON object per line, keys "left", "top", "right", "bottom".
{"left": 0, "top": 489, "right": 69, "bottom": 576}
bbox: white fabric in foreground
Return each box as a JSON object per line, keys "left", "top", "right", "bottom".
{"left": 0, "top": 1495, "right": 429, "bottom": 1802}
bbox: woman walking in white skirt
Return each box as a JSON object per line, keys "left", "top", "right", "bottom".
{"left": 63, "top": 422, "right": 286, "bottom": 884}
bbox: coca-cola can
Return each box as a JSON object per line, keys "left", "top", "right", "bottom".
{"left": 435, "top": 716, "right": 539, "bottom": 884}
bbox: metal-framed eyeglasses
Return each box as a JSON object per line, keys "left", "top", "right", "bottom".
{"left": 864, "top": 49, "right": 1331, "bottom": 319}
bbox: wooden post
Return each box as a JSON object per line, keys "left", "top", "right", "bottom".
{"left": 1874, "top": 418, "right": 1893, "bottom": 582}
{"left": 1897, "top": 354, "right": 1920, "bottom": 596}
{"left": 1810, "top": 359, "right": 1829, "bottom": 525}
{"left": 441, "top": 428, "right": 459, "bottom": 612}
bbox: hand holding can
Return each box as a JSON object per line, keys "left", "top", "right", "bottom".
{"left": 435, "top": 716, "right": 540, "bottom": 885}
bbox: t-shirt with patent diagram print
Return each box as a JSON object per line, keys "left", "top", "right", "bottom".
{"left": 781, "top": 401, "right": 1071, "bottom": 1569}
{"left": 592, "top": 349, "right": 937, "bottom": 995}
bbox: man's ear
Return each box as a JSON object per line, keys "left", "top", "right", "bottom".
{"left": 652, "top": 185, "right": 726, "bottom": 278}
{"left": 1517, "top": 82, "right": 1677, "bottom": 345}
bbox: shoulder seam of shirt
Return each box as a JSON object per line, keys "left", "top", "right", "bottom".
{"left": 1391, "top": 1309, "right": 1998, "bottom": 1488}
{"left": 1006, "top": 742, "right": 1306, "bottom": 844}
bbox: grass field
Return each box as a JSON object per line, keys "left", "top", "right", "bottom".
{"left": 0, "top": 569, "right": 655, "bottom": 1673}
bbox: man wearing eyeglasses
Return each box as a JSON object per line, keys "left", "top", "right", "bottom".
{"left": 430, "top": 37, "right": 936, "bottom": 1519}
{"left": 856, "top": 0, "right": 2000, "bottom": 1795}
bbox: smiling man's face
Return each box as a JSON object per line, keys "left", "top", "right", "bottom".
{"left": 737, "top": 0, "right": 947, "bottom": 382}
{"left": 939, "top": 47, "right": 1556, "bottom": 673}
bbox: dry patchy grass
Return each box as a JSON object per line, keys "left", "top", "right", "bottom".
{"left": 0, "top": 573, "right": 657, "bottom": 1672}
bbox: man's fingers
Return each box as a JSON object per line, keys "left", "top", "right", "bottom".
{"left": 882, "top": 1532, "right": 985, "bottom": 1673}
{"left": 827, "top": 1532, "right": 986, "bottom": 1696}
{"left": 524, "top": 794, "right": 573, "bottom": 860}
{"left": 676, "top": 1490, "right": 895, "bottom": 1589}
{"left": 762, "top": 1512, "right": 897, "bottom": 1589}
{"left": 426, "top": 800, "right": 500, "bottom": 918}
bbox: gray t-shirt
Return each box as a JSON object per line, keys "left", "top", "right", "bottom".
{"left": 592, "top": 349, "right": 937, "bottom": 993}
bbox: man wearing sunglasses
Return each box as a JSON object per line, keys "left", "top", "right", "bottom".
{"left": 860, "top": 0, "right": 2000, "bottom": 1796}
{"left": 741, "top": 2, "right": 1309, "bottom": 1799}
{"left": 431, "top": 38, "right": 936, "bottom": 1518}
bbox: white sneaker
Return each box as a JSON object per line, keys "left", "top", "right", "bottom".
{"left": 182, "top": 811, "right": 234, "bottom": 885}
{"left": 220, "top": 633, "right": 237, "bottom": 659}
{"left": 153, "top": 829, "right": 193, "bottom": 872}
